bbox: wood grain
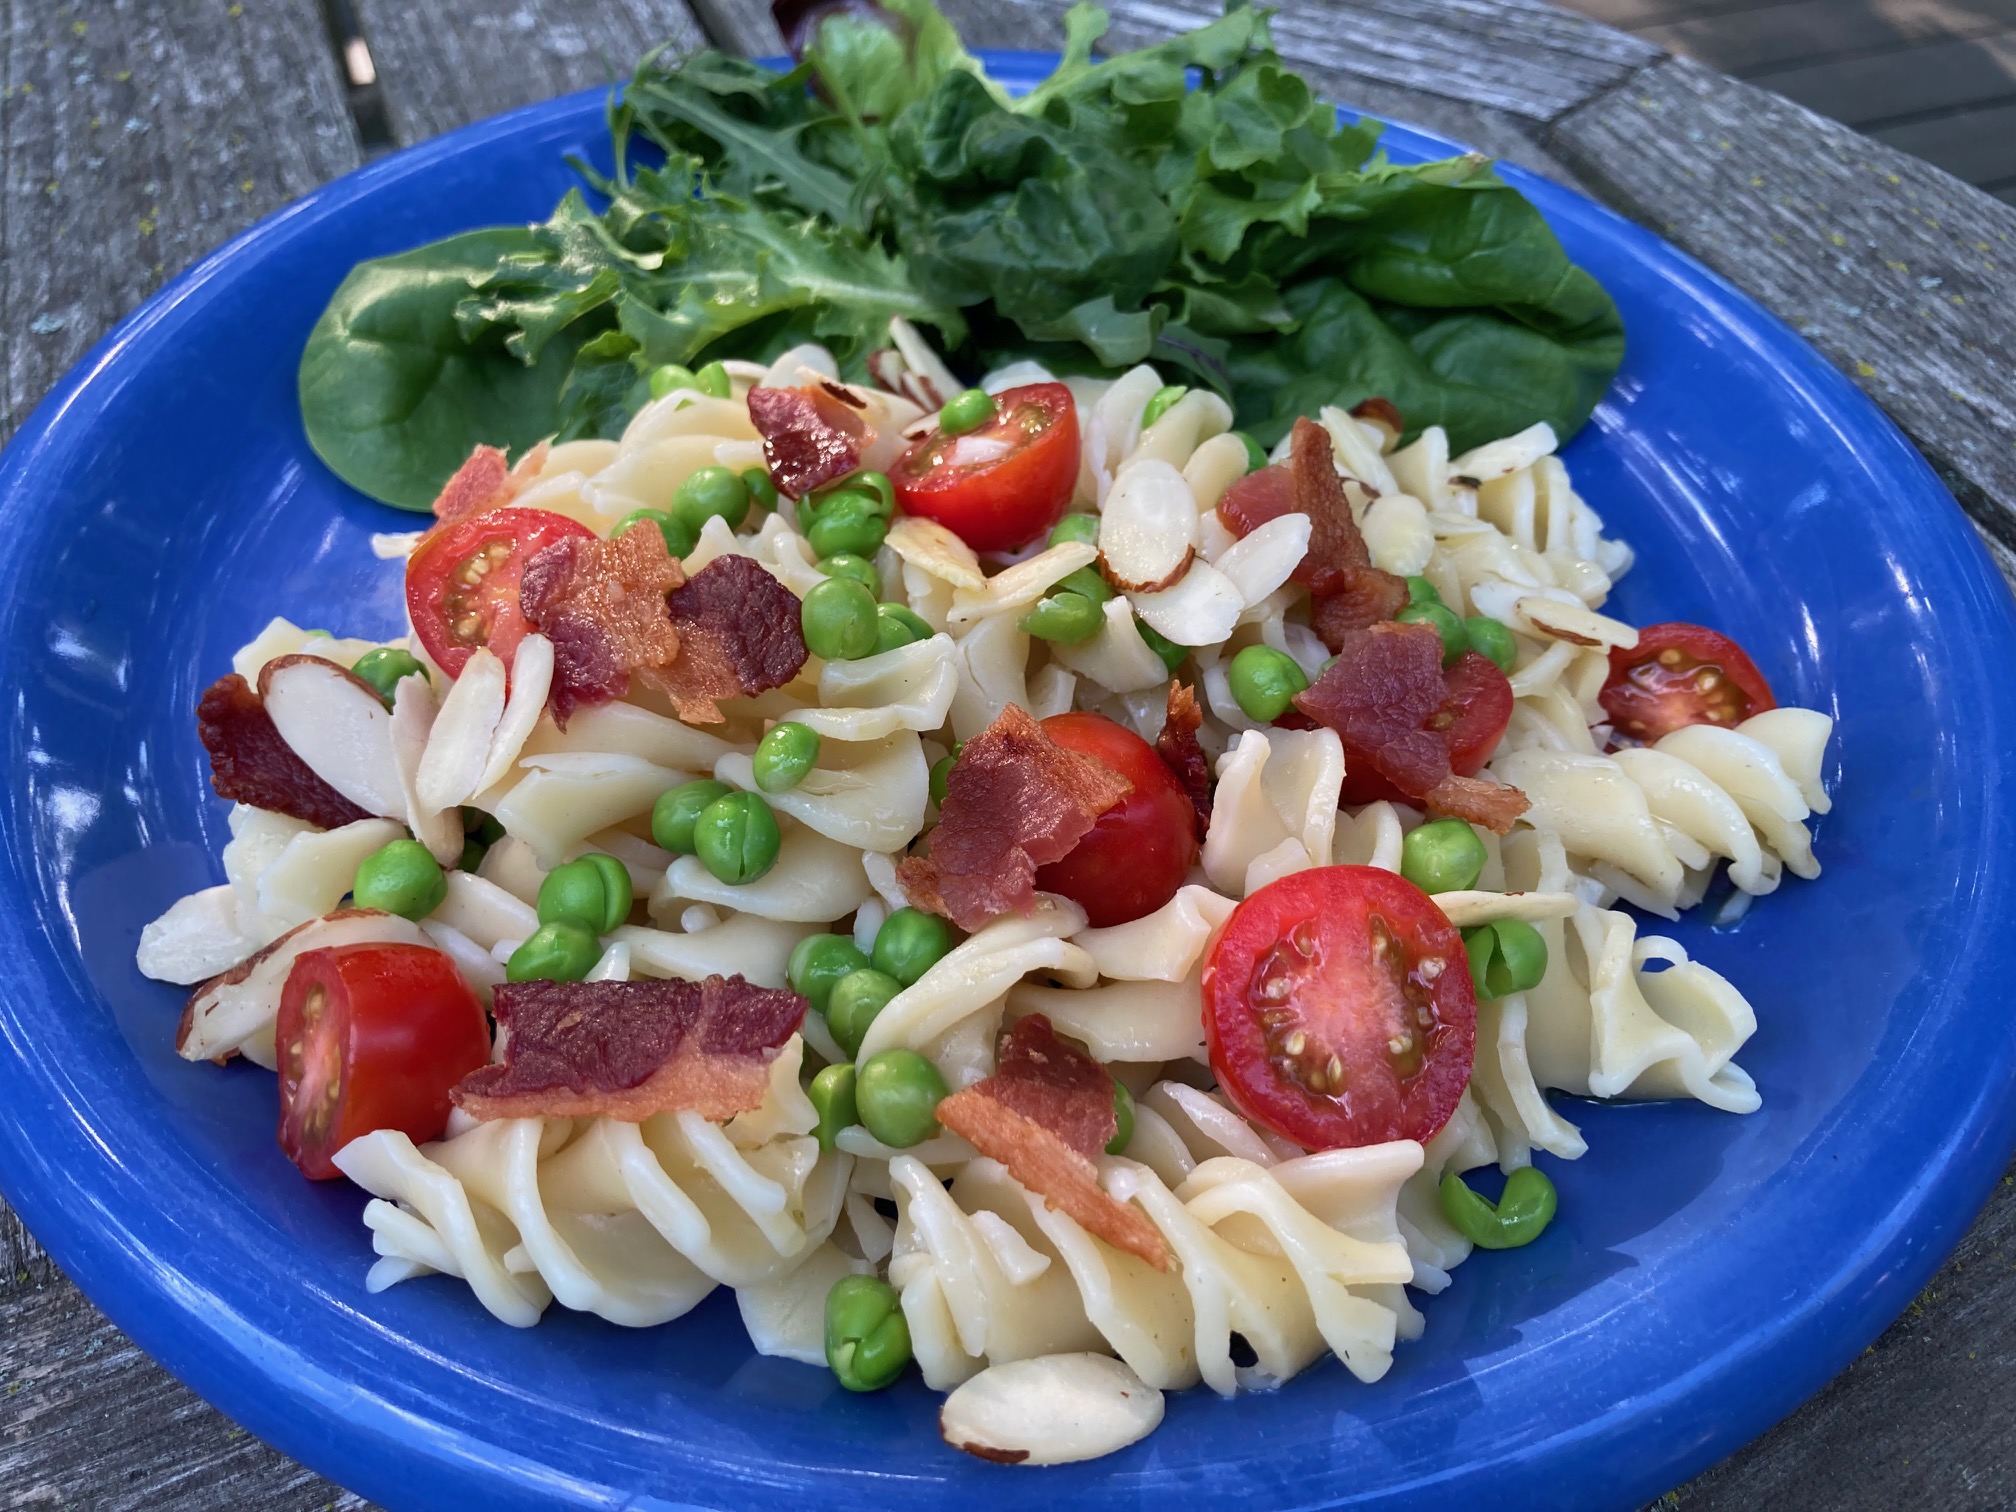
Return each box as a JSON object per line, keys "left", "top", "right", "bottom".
{"left": 1548, "top": 55, "right": 2016, "bottom": 556}
{"left": 353, "top": 0, "right": 706, "bottom": 147}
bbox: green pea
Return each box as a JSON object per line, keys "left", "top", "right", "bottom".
{"left": 350, "top": 647, "right": 429, "bottom": 707}
{"left": 463, "top": 808, "right": 505, "bottom": 846}
{"left": 692, "top": 791, "right": 781, "bottom": 885}
{"left": 1020, "top": 591, "right": 1102, "bottom": 645}
{"left": 787, "top": 932, "right": 872, "bottom": 1014}
{"left": 650, "top": 779, "right": 731, "bottom": 855}
{"left": 1232, "top": 430, "right": 1269, "bottom": 473}
{"left": 1140, "top": 384, "right": 1187, "bottom": 428}
{"left": 1438, "top": 1166, "right": 1558, "bottom": 1250}
{"left": 671, "top": 465, "right": 750, "bottom": 534}
{"left": 742, "top": 467, "right": 779, "bottom": 512}
{"left": 1405, "top": 575, "right": 1443, "bottom": 606}
{"left": 1048, "top": 513, "right": 1100, "bottom": 548}
{"left": 832, "top": 470, "right": 896, "bottom": 516}
{"left": 1227, "top": 644, "right": 1310, "bottom": 723}
{"left": 817, "top": 552, "right": 880, "bottom": 590}
{"left": 871, "top": 908, "right": 954, "bottom": 986}
{"left": 352, "top": 838, "right": 447, "bottom": 920}
{"left": 457, "top": 834, "right": 489, "bottom": 873}
{"left": 1136, "top": 617, "right": 1186, "bottom": 673}
{"left": 506, "top": 920, "right": 601, "bottom": 983}
{"left": 1400, "top": 818, "right": 1488, "bottom": 896}
{"left": 647, "top": 363, "right": 697, "bottom": 400}
{"left": 874, "top": 602, "right": 933, "bottom": 653}
{"left": 614, "top": 506, "right": 696, "bottom": 558}
{"left": 1397, "top": 601, "right": 1467, "bottom": 665}
{"left": 938, "top": 386, "right": 997, "bottom": 436}
{"left": 1463, "top": 919, "right": 1549, "bottom": 999}
{"left": 928, "top": 744, "right": 961, "bottom": 807}
{"left": 808, "top": 1063, "right": 858, "bottom": 1150}
{"left": 826, "top": 968, "right": 901, "bottom": 1058}
{"left": 694, "top": 360, "right": 732, "bottom": 398}
{"left": 825, "top": 1274, "right": 911, "bottom": 1392}
{"left": 1465, "top": 615, "right": 1518, "bottom": 674}
{"left": 537, "top": 853, "right": 632, "bottom": 933}
{"left": 856, "top": 1049, "right": 947, "bottom": 1148}
{"left": 753, "top": 722, "right": 821, "bottom": 793}
{"left": 800, "top": 577, "right": 880, "bottom": 662}
{"left": 1053, "top": 565, "right": 1113, "bottom": 605}
{"left": 1107, "top": 1078, "right": 1135, "bottom": 1156}
{"left": 805, "top": 494, "right": 888, "bottom": 558}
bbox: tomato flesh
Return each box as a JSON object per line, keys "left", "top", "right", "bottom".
{"left": 277, "top": 943, "right": 491, "bottom": 1180}
{"left": 1599, "top": 622, "right": 1775, "bottom": 744}
{"left": 1203, "top": 866, "right": 1475, "bottom": 1150}
{"left": 406, "top": 507, "right": 593, "bottom": 677}
{"left": 1034, "top": 711, "right": 1198, "bottom": 928}
{"left": 1337, "top": 650, "right": 1515, "bottom": 807}
{"left": 891, "top": 383, "right": 1079, "bottom": 553}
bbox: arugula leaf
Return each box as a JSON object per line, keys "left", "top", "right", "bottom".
{"left": 299, "top": 227, "right": 584, "bottom": 511}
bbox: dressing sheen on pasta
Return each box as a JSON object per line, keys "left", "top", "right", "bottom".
{"left": 139, "top": 332, "right": 1834, "bottom": 1465}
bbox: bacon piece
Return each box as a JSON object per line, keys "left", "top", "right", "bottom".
{"left": 1425, "top": 773, "right": 1531, "bottom": 833}
{"left": 519, "top": 524, "right": 686, "bottom": 725}
{"left": 937, "top": 1015, "right": 1170, "bottom": 1271}
{"left": 1310, "top": 568, "right": 1411, "bottom": 650}
{"left": 196, "top": 672, "right": 370, "bottom": 830}
{"left": 898, "top": 705, "right": 1132, "bottom": 931}
{"left": 453, "top": 974, "right": 805, "bottom": 1123}
{"left": 430, "top": 445, "right": 521, "bottom": 526}
{"left": 1155, "top": 681, "right": 1212, "bottom": 834}
{"left": 747, "top": 384, "right": 870, "bottom": 500}
{"left": 646, "top": 555, "right": 809, "bottom": 724}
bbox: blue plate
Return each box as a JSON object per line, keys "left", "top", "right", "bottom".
{"left": 3, "top": 50, "right": 2014, "bottom": 1512}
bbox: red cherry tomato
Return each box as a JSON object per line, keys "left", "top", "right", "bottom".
{"left": 406, "top": 507, "right": 593, "bottom": 677}
{"left": 1203, "top": 866, "right": 1476, "bottom": 1150}
{"left": 1599, "top": 622, "right": 1776, "bottom": 745}
{"left": 1337, "top": 650, "right": 1515, "bottom": 807}
{"left": 1034, "top": 711, "right": 1198, "bottom": 928}
{"left": 276, "top": 943, "right": 491, "bottom": 1180}
{"left": 891, "top": 383, "right": 1079, "bottom": 553}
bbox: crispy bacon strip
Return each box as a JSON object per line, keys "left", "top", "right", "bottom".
{"left": 453, "top": 974, "right": 806, "bottom": 1123}
{"left": 1155, "top": 681, "right": 1212, "bottom": 834}
{"left": 519, "top": 524, "right": 686, "bottom": 725}
{"left": 747, "top": 384, "right": 869, "bottom": 500}
{"left": 1425, "top": 773, "right": 1531, "bottom": 832}
{"left": 430, "top": 445, "right": 517, "bottom": 526}
{"left": 937, "top": 1016, "right": 1171, "bottom": 1271}
{"left": 646, "top": 555, "right": 809, "bottom": 724}
{"left": 898, "top": 705, "right": 1131, "bottom": 931}
{"left": 196, "top": 672, "right": 370, "bottom": 830}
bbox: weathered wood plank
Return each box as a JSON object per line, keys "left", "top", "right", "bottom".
{"left": 353, "top": 0, "right": 706, "bottom": 147}
{"left": 685, "top": 0, "right": 785, "bottom": 58}
{"left": 1637, "top": 0, "right": 2016, "bottom": 76}
{"left": 1549, "top": 55, "right": 2016, "bottom": 555}
{"left": 1872, "top": 100, "right": 2016, "bottom": 189}
{"left": 1745, "top": 32, "right": 2016, "bottom": 127}
{"left": 0, "top": 0, "right": 362, "bottom": 445}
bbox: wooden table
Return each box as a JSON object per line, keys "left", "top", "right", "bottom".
{"left": 3, "top": 1, "right": 2013, "bottom": 1507}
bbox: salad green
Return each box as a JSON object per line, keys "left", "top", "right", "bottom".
{"left": 300, "top": 0, "right": 1625, "bottom": 512}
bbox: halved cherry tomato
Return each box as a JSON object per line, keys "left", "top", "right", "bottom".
{"left": 406, "top": 507, "right": 593, "bottom": 677}
{"left": 277, "top": 943, "right": 490, "bottom": 1180}
{"left": 1034, "top": 711, "right": 1198, "bottom": 928}
{"left": 1203, "top": 866, "right": 1475, "bottom": 1150}
{"left": 1599, "top": 622, "right": 1776, "bottom": 744}
{"left": 1337, "top": 650, "right": 1515, "bottom": 807}
{"left": 891, "top": 383, "right": 1079, "bottom": 553}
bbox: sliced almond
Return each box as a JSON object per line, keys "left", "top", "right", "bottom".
{"left": 388, "top": 675, "right": 463, "bottom": 866}
{"left": 940, "top": 1353, "right": 1164, "bottom": 1466}
{"left": 1514, "top": 595, "right": 1638, "bottom": 650}
{"left": 476, "top": 632, "right": 553, "bottom": 792}
{"left": 1130, "top": 559, "right": 1242, "bottom": 647}
{"left": 886, "top": 515, "right": 987, "bottom": 591}
{"left": 1451, "top": 421, "right": 1558, "bottom": 483}
{"left": 1098, "top": 459, "right": 1199, "bottom": 593}
{"left": 138, "top": 884, "right": 262, "bottom": 986}
{"left": 1210, "top": 512, "right": 1310, "bottom": 607}
{"left": 416, "top": 647, "right": 508, "bottom": 813}
{"left": 258, "top": 655, "right": 404, "bottom": 817}
{"left": 179, "top": 908, "right": 432, "bottom": 1067}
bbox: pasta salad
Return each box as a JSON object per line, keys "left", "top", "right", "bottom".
{"left": 139, "top": 337, "right": 1832, "bottom": 1463}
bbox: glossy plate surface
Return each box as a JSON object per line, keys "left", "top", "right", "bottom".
{"left": 3, "top": 52, "right": 2014, "bottom": 1512}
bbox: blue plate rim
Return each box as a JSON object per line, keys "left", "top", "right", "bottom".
{"left": 2, "top": 50, "right": 2014, "bottom": 1511}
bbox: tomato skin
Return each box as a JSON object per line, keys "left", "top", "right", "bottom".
{"left": 1034, "top": 711, "right": 1198, "bottom": 928}
{"left": 1599, "top": 622, "right": 1776, "bottom": 744}
{"left": 1337, "top": 650, "right": 1515, "bottom": 807}
{"left": 891, "top": 383, "right": 1079, "bottom": 553}
{"left": 277, "top": 943, "right": 490, "bottom": 1180}
{"left": 1203, "top": 866, "right": 1475, "bottom": 1150}
{"left": 406, "top": 507, "right": 594, "bottom": 677}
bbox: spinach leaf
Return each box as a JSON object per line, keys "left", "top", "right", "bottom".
{"left": 299, "top": 227, "right": 583, "bottom": 512}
